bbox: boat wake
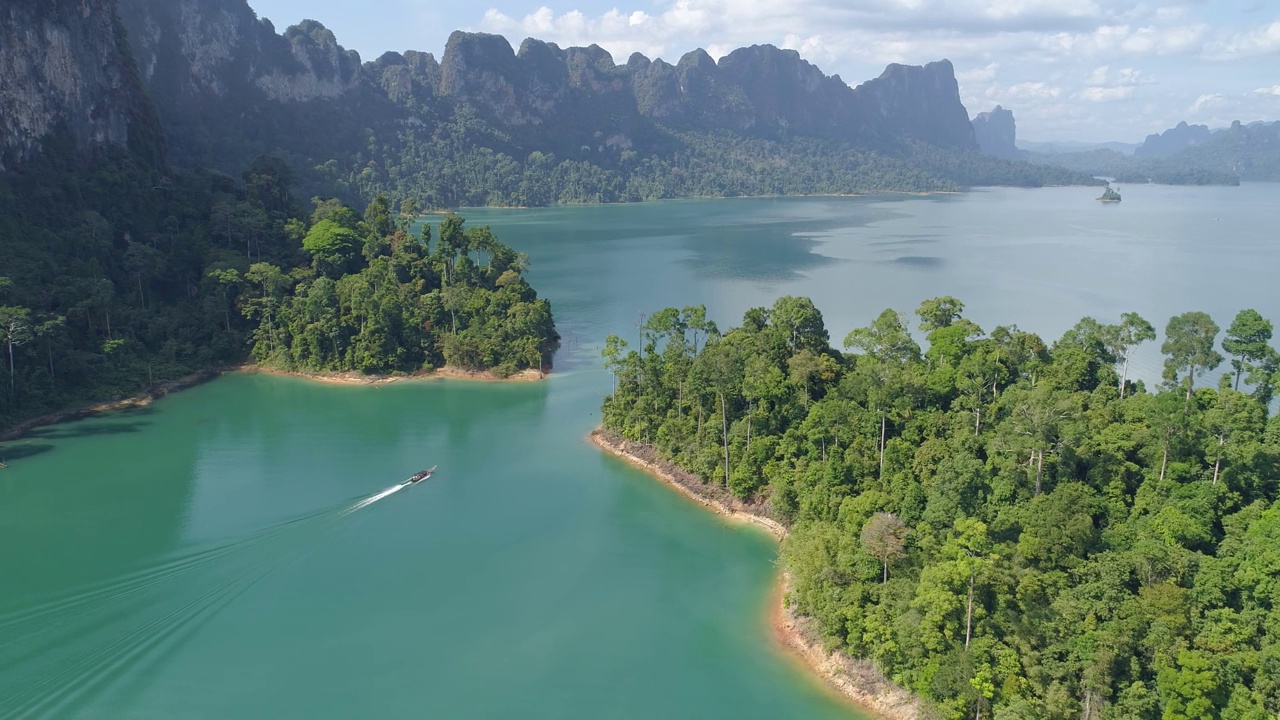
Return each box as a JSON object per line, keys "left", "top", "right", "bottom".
{"left": 0, "top": 479, "right": 419, "bottom": 717}
{"left": 340, "top": 480, "right": 411, "bottom": 516}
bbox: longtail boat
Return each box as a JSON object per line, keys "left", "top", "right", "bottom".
{"left": 408, "top": 466, "right": 437, "bottom": 484}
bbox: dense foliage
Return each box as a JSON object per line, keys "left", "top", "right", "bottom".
{"left": 243, "top": 201, "right": 558, "bottom": 376}
{"left": 342, "top": 120, "right": 1099, "bottom": 208}
{"left": 0, "top": 135, "right": 556, "bottom": 432}
{"left": 601, "top": 297, "right": 1280, "bottom": 720}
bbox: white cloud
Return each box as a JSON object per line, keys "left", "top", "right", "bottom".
{"left": 1206, "top": 21, "right": 1280, "bottom": 60}
{"left": 1080, "top": 85, "right": 1135, "bottom": 102}
{"left": 1257, "top": 85, "right": 1280, "bottom": 96}
{"left": 1190, "top": 93, "right": 1225, "bottom": 113}
{"left": 991, "top": 81, "right": 1062, "bottom": 101}
{"left": 1085, "top": 65, "right": 1153, "bottom": 87}
{"left": 957, "top": 62, "right": 999, "bottom": 84}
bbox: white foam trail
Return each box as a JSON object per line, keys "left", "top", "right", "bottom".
{"left": 340, "top": 481, "right": 411, "bottom": 516}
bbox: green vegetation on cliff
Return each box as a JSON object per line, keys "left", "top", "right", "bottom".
{"left": 600, "top": 297, "right": 1279, "bottom": 720}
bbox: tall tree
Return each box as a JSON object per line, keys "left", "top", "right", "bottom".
{"left": 1222, "top": 309, "right": 1273, "bottom": 391}
{"left": 917, "top": 296, "right": 965, "bottom": 331}
{"left": 0, "top": 306, "right": 32, "bottom": 396}
{"left": 861, "top": 512, "right": 909, "bottom": 582}
{"left": 771, "top": 296, "right": 829, "bottom": 354}
{"left": 1108, "top": 312, "right": 1156, "bottom": 398}
{"left": 1162, "top": 312, "right": 1223, "bottom": 400}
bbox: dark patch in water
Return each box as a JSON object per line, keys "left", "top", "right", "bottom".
{"left": 866, "top": 236, "right": 940, "bottom": 248}
{"left": 887, "top": 256, "right": 944, "bottom": 269}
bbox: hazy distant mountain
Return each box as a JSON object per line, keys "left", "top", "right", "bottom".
{"left": 1017, "top": 140, "right": 1140, "bottom": 155}
{"left": 1134, "top": 121, "right": 1214, "bottom": 159}
{"left": 971, "top": 105, "right": 1019, "bottom": 160}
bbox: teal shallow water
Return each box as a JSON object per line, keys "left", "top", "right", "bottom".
{"left": 2, "top": 186, "right": 1276, "bottom": 717}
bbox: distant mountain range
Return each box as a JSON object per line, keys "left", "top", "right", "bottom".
{"left": 0, "top": 0, "right": 1084, "bottom": 207}
{"left": 968, "top": 104, "right": 1280, "bottom": 185}
{"left": 1017, "top": 140, "right": 1141, "bottom": 156}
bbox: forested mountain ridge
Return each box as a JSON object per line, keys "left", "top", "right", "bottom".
{"left": 601, "top": 297, "right": 1280, "bottom": 720}
{"left": 0, "top": 0, "right": 557, "bottom": 433}
{"left": 1011, "top": 114, "right": 1280, "bottom": 184}
{"left": 113, "top": 0, "right": 1093, "bottom": 206}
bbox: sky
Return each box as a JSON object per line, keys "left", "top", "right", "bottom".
{"left": 247, "top": 0, "right": 1280, "bottom": 143}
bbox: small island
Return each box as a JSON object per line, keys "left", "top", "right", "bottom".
{"left": 1097, "top": 184, "right": 1122, "bottom": 202}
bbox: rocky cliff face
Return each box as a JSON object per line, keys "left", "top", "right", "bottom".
{"left": 431, "top": 34, "right": 973, "bottom": 149}
{"left": 972, "top": 105, "right": 1018, "bottom": 160}
{"left": 110, "top": 1, "right": 982, "bottom": 175}
{"left": 118, "top": 0, "right": 361, "bottom": 104}
{"left": 852, "top": 60, "right": 977, "bottom": 150}
{"left": 0, "top": 0, "right": 159, "bottom": 169}
{"left": 1135, "top": 121, "right": 1213, "bottom": 158}
{"left": 117, "top": 0, "right": 385, "bottom": 173}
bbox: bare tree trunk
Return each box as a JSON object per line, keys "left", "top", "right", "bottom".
{"left": 47, "top": 342, "right": 55, "bottom": 387}
{"left": 1035, "top": 449, "right": 1044, "bottom": 496}
{"left": 974, "top": 407, "right": 981, "bottom": 436}
{"left": 879, "top": 412, "right": 887, "bottom": 478}
{"left": 746, "top": 401, "right": 752, "bottom": 457}
{"left": 883, "top": 558, "right": 888, "bottom": 583}
{"left": 1186, "top": 367, "right": 1194, "bottom": 401}
{"left": 1213, "top": 433, "right": 1225, "bottom": 485}
{"left": 1120, "top": 355, "right": 1130, "bottom": 398}
{"left": 720, "top": 392, "right": 730, "bottom": 488}
{"left": 1160, "top": 443, "right": 1169, "bottom": 482}
{"left": 6, "top": 341, "right": 14, "bottom": 396}
{"left": 965, "top": 572, "right": 975, "bottom": 649}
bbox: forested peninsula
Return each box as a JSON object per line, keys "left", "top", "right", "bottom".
{"left": 0, "top": 148, "right": 558, "bottom": 434}
{"left": 598, "top": 297, "right": 1280, "bottom": 720}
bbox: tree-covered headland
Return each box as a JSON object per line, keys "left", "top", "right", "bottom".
{"left": 0, "top": 143, "right": 557, "bottom": 433}
{"left": 600, "top": 297, "right": 1279, "bottom": 720}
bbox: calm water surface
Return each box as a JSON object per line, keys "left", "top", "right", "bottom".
{"left": 1, "top": 184, "right": 1275, "bottom": 718}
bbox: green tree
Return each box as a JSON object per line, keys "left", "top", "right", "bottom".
{"left": 771, "top": 296, "right": 829, "bottom": 354}
{"left": 1222, "top": 309, "right": 1273, "bottom": 391}
{"left": 303, "top": 220, "right": 361, "bottom": 277}
{"left": 917, "top": 295, "right": 965, "bottom": 331}
{"left": 1109, "top": 311, "right": 1156, "bottom": 398}
{"left": 1162, "top": 311, "right": 1223, "bottom": 399}
{"left": 0, "top": 306, "right": 32, "bottom": 396}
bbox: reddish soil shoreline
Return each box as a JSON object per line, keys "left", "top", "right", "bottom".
{"left": 590, "top": 427, "right": 924, "bottom": 720}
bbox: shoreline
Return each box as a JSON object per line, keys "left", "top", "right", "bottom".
{"left": 239, "top": 364, "right": 546, "bottom": 385}
{"left": 1, "top": 363, "right": 545, "bottom": 444}
{"left": 0, "top": 367, "right": 229, "bottom": 442}
{"left": 589, "top": 428, "right": 922, "bottom": 720}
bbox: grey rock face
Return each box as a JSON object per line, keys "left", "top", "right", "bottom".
{"left": 0, "top": 0, "right": 153, "bottom": 168}
{"left": 1135, "top": 121, "right": 1213, "bottom": 159}
{"left": 972, "top": 105, "right": 1018, "bottom": 160}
